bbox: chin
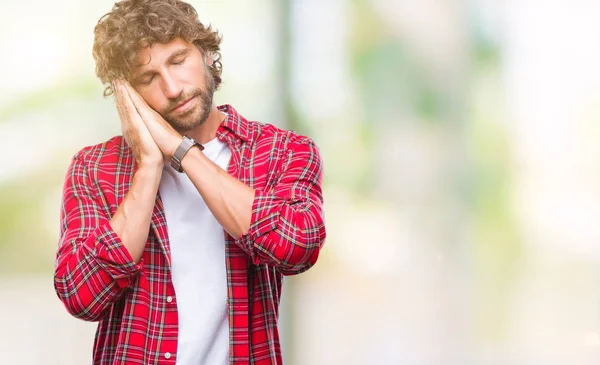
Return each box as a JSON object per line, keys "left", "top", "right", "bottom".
{"left": 173, "top": 114, "right": 208, "bottom": 134}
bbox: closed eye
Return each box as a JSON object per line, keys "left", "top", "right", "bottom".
{"left": 140, "top": 75, "right": 155, "bottom": 85}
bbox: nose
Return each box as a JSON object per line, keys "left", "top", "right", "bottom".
{"left": 161, "top": 71, "right": 183, "bottom": 100}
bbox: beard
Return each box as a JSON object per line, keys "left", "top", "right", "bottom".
{"left": 160, "top": 67, "right": 216, "bottom": 134}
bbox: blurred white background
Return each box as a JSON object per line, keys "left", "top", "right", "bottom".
{"left": 2, "top": 0, "right": 600, "bottom": 364}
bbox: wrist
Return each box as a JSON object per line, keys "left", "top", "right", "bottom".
{"left": 168, "top": 135, "right": 184, "bottom": 159}
{"left": 171, "top": 136, "right": 204, "bottom": 173}
{"left": 137, "top": 159, "right": 163, "bottom": 174}
{"left": 180, "top": 144, "right": 204, "bottom": 171}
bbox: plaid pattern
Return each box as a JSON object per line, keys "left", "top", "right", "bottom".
{"left": 54, "top": 104, "right": 326, "bottom": 365}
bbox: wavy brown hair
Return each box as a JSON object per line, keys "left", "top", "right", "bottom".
{"left": 93, "top": 0, "right": 223, "bottom": 97}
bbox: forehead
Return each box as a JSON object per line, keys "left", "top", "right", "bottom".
{"left": 134, "top": 37, "right": 195, "bottom": 69}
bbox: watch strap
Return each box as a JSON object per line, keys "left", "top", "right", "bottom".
{"left": 170, "top": 136, "right": 204, "bottom": 173}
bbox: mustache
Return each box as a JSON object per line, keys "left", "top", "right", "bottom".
{"left": 166, "top": 90, "right": 202, "bottom": 113}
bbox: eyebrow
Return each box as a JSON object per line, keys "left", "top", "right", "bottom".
{"left": 133, "top": 47, "right": 190, "bottom": 81}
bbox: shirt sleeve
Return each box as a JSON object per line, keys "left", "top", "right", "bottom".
{"left": 54, "top": 153, "right": 142, "bottom": 322}
{"left": 235, "top": 137, "right": 326, "bottom": 275}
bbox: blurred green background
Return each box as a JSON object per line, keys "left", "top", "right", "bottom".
{"left": 2, "top": 0, "right": 600, "bottom": 364}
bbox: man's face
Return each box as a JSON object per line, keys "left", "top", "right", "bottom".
{"left": 130, "top": 37, "right": 215, "bottom": 133}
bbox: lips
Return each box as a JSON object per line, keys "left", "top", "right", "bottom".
{"left": 171, "top": 98, "right": 193, "bottom": 112}
{"left": 171, "top": 95, "right": 195, "bottom": 112}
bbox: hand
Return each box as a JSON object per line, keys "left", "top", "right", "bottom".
{"left": 114, "top": 80, "right": 163, "bottom": 166}
{"left": 121, "top": 81, "right": 183, "bottom": 161}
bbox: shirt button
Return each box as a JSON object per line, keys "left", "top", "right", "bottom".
{"left": 164, "top": 352, "right": 172, "bottom": 359}
{"left": 166, "top": 296, "right": 173, "bottom": 303}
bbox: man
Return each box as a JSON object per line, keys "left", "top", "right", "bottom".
{"left": 53, "top": 0, "right": 326, "bottom": 364}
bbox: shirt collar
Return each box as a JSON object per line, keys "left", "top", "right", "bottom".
{"left": 217, "top": 104, "right": 250, "bottom": 143}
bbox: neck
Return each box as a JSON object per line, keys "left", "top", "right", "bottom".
{"left": 186, "top": 104, "right": 225, "bottom": 145}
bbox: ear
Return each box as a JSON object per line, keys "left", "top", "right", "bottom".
{"left": 206, "top": 55, "right": 214, "bottom": 66}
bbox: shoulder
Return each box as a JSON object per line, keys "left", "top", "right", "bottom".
{"left": 249, "top": 122, "right": 323, "bottom": 177}
{"left": 70, "top": 135, "right": 132, "bottom": 169}
{"left": 219, "top": 104, "right": 322, "bottom": 168}
{"left": 252, "top": 121, "right": 320, "bottom": 154}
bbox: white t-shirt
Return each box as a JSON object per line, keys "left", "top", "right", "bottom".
{"left": 158, "top": 137, "right": 232, "bottom": 365}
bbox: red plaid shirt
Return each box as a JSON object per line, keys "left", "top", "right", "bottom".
{"left": 54, "top": 104, "right": 326, "bottom": 365}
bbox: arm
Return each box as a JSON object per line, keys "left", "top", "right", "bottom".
{"left": 109, "top": 162, "right": 163, "bottom": 262}
{"left": 180, "top": 148, "right": 254, "bottom": 239}
{"left": 54, "top": 80, "right": 164, "bottom": 321}
{"left": 109, "top": 78, "right": 165, "bottom": 263}
{"left": 120, "top": 81, "right": 326, "bottom": 275}
{"left": 182, "top": 137, "right": 326, "bottom": 275}
{"left": 54, "top": 155, "right": 156, "bottom": 321}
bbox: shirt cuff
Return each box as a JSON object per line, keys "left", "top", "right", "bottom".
{"left": 242, "top": 189, "right": 284, "bottom": 241}
{"left": 81, "top": 221, "right": 143, "bottom": 288}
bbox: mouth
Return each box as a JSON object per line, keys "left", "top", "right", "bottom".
{"left": 171, "top": 95, "right": 196, "bottom": 113}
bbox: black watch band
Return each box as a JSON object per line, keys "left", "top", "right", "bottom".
{"left": 170, "top": 136, "right": 204, "bottom": 173}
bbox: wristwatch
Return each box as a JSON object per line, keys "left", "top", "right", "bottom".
{"left": 171, "top": 136, "right": 204, "bottom": 173}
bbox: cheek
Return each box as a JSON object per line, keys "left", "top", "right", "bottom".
{"left": 139, "top": 88, "right": 166, "bottom": 112}
{"left": 183, "top": 62, "right": 207, "bottom": 87}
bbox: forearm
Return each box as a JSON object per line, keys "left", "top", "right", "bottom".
{"left": 181, "top": 146, "right": 325, "bottom": 274}
{"left": 54, "top": 227, "right": 138, "bottom": 321}
{"left": 109, "top": 162, "right": 163, "bottom": 262}
{"left": 55, "top": 154, "right": 146, "bottom": 321}
{"left": 238, "top": 189, "right": 326, "bottom": 274}
{"left": 181, "top": 148, "right": 254, "bottom": 239}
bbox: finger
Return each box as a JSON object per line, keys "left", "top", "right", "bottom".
{"left": 118, "top": 82, "right": 160, "bottom": 154}
{"left": 116, "top": 80, "right": 137, "bottom": 120}
{"left": 114, "top": 82, "right": 142, "bottom": 161}
{"left": 123, "top": 81, "right": 156, "bottom": 121}
{"left": 115, "top": 80, "right": 131, "bottom": 115}
{"left": 113, "top": 80, "right": 124, "bottom": 108}
{"left": 114, "top": 81, "right": 131, "bottom": 122}
{"left": 117, "top": 81, "right": 146, "bottom": 128}
{"left": 113, "top": 81, "right": 128, "bottom": 132}
{"left": 122, "top": 81, "right": 144, "bottom": 107}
